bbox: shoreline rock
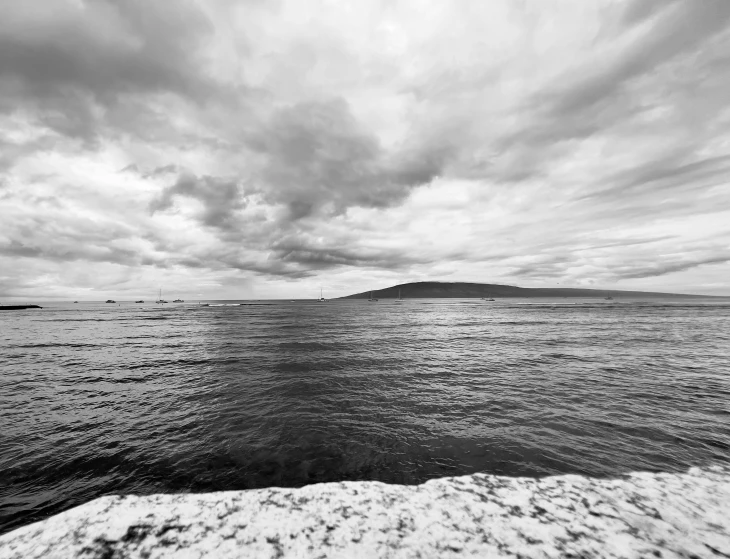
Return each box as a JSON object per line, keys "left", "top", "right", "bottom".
{"left": 1, "top": 466, "right": 728, "bottom": 558}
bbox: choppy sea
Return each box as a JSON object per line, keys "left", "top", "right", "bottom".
{"left": 1, "top": 297, "right": 729, "bottom": 535}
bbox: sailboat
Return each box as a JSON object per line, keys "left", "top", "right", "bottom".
{"left": 318, "top": 288, "right": 326, "bottom": 302}
{"left": 395, "top": 288, "right": 404, "bottom": 302}
{"left": 156, "top": 289, "right": 168, "bottom": 304}
{"left": 368, "top": 291, "right": 378, "bottom": 302}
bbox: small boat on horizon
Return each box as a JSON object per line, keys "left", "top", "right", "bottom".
{"left": 368, "top": 291, "right": 378, "bottom": 302}
{"left": 105, "top": 300, "right": 116, "bottom": 303}
{"left": 135, "top": 300, "right": 144, "bottom": 303}
{"left": 605, "top": 296, "right": 613, "bottom": 300}
{"left": 395, "top": 288, "right": 404, "bottom": 302}
{"left": 173, "top": 299, "right": 184, "bottom": 303}
{"left": 318, "top": 288, "right": 326, "bottom": 302}
{"left": 156, "top": 289, "right": 167, "bottom": 304}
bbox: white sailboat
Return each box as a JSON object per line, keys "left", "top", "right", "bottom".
{"left": 395, "top": 288, "right": 403, "bottom": 302}
{"left": 368, "top": 291, "right": 378, "bottom": 302}
{"left": 156, "top": 288, "right": 168, "bottom": 304}
{"left": 318, "top": 288, "right": 326, "bottom": 302}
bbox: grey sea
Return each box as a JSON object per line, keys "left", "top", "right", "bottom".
{"left": 1, "top": 298, "right": 729, "bottom": 535}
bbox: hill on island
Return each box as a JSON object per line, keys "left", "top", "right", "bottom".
{"left": 339, "top": 281, "right": 700, "bottom": 299}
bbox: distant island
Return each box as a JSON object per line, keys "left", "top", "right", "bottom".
{"left": 339, "top": 281, "right": 706, "bottom": 299}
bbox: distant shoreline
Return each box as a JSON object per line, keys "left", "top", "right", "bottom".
{"left": 3, "top": 295, "right": 729, "bottom": 306}
{"left": 339, "top": 281, "right": 723, "bottom": 299}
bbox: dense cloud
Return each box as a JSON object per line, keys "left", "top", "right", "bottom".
{"left": 150, "top": 173, "right": 246, "bottom": 229}
{"left": 1, "top": 0, "right": 729, "bottom": 299}
{"left": 0, "top": 0, "right": 222, "bottom": 144}
{"left": 248, "top": 98, "right": 448, "bottom": 218}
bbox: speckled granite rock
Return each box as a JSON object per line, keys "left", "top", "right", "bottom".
{"left": 1, "top": 467, "right": 729, "bottom": 558}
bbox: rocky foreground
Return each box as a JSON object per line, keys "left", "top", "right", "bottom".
{"left": 1, "top": 466, "right": 728, "bottom": 558}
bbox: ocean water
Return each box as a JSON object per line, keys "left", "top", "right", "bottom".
{"left": 1, "top": 298, "right": 729, "bottom": 535}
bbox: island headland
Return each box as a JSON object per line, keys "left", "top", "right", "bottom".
{"left": 340, "top": 281, "right": 704, "bottom": 299}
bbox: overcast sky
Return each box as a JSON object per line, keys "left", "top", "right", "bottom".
{"left": 1, "top": 0, "right": 729, "bottom": 300}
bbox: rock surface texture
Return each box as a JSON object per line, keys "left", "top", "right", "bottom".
{"left": 1, "top": 466, "right": 729, "bottom": 558}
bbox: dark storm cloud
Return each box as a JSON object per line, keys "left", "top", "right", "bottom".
{"left": 150, "top": 173, "right": 247, "bottom": 229}
{"left": 0, "top": 1, "right": 215, "bottom": 98}
{"left": 0, "top": 1, "right": 451, "bottom": 282}
{"left": 247, "top": 98, "right": 445, "bottom": 219}
{"left": 146, "top": 97, "right": 448, "bottom": 263}
{"left": 0, "top": 0, "right": 220, "bottom": 142}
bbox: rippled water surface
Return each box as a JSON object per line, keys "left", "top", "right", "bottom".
{"left": 2, "top": 298, "right": 730, "bottom": 534}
